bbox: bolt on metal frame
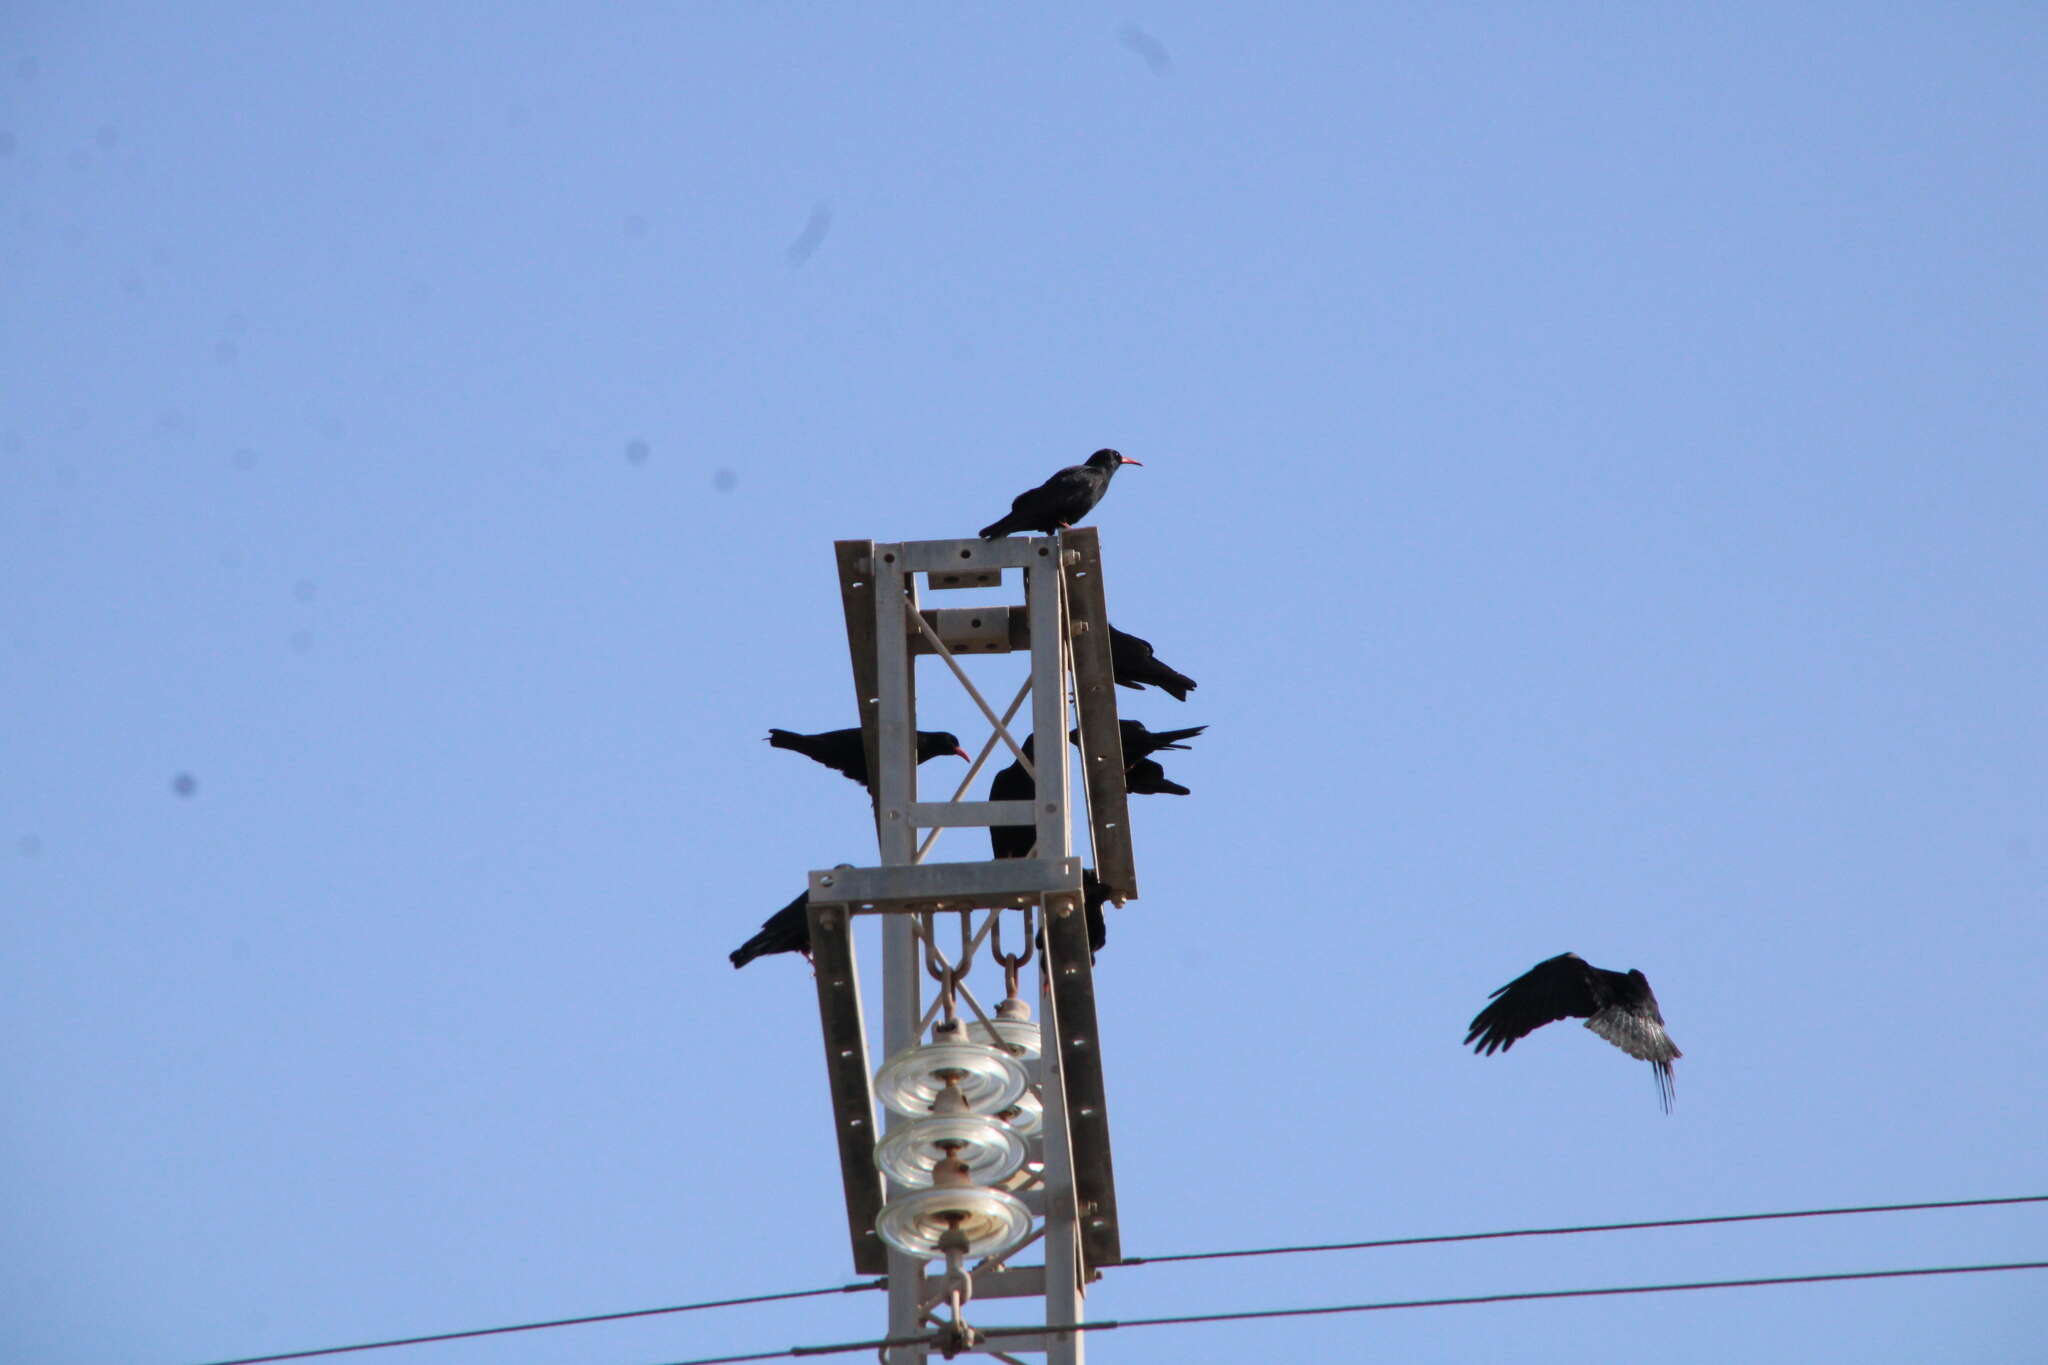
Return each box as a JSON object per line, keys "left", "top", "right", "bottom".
{"left": 805, "top": 528, "right": 1133, "bottom": 1364}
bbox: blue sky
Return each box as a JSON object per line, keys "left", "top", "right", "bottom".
{"left": 4, "top": 5, "right": 2046, "bottom": 1362}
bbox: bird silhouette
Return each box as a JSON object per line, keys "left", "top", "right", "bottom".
{"left": 1072, "top": 719, "right": 1206, "bottom": 761}
{"left": 979, "top": 449, "right": 1142, "bottom": 539}
{"left": 1124, "top": 756, "right": 1190, "bottom": 796}
{"left": 1465, "top": 952, "right": 1682, "bottom": 1111}
{"left": 767, "top": 727, "right": 968, "bottom": 789}
{"left": 1108, "top": 625, "right": 1196, "bottom": 700}
{"left": 729, "top": 891, "right": 812, "bottom": 969}
{"left": 988, "top": 735, "right": 1037, "bottom": 860}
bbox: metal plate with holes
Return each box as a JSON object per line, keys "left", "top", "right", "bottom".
{"left": 805, "top": 897, "right": 888, "bottom": 1273}
{"left": 1043, "top": 898, "right": 1120, "bottom": 1269}
{"left": 1060, "top": 528, "right": 1138, "bottom": 900}
{"left": 925, "top": 567, "right": 1001, "bottom": 590}
{"left": 913, "top": 606, "right": 1029, "bottom": 655}
{"left": 887, "top": 537, "right": 1051, "bottom": 574}
{"left": 832, "top": 539, "right": 885, "bottom": 828}
{"left": 808, "top": 857, "right": 1084, "bottom": 913}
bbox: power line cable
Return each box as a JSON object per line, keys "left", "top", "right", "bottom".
{"left": 653, "top": 1259, "right": 2048, "bottom": 1365}
{"left": 179, "top": 1192, "right": 2045, "bottom": 1365}
{"left": 187, "top": 1281, "right": 884, "bottom": 1365}
{"left": 1116, "top": 1192, "right": 2048, "bottom": 1266}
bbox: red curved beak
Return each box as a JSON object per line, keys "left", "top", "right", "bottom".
{"left": 952, "top": 747, "right": 971, "bottom": 761}
{"left": 1120, "top": 456, "right": 1144, "bottom": 466}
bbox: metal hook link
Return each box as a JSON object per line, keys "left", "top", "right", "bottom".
{"left": 918, "top": 912, "right": 962, "bottom": 1026}
{"left": 990, "top": 906, "right": 1035, "bottom": 1001}
{"left": 952, "top": 908, "right": 980, "bottom": 976}
{"left": 931, "top": 1236, "right": 979, "bottom": 1359}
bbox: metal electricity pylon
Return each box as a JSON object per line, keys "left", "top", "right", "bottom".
{"left": 804, "top": 527, "right": 1134, "bottom": 1364}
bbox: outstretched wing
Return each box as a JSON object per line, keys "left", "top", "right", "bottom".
{"left": 1464, "top": 952, "right": 1598, "bottom": 1055}
{"left": 1585, "top": 968, "right": 1682, "bottom": 1111}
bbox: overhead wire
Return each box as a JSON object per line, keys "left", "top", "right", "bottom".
{"left": 179, "top": 1192, "right": 2045, "bottom": 1365}
{"left": 1115, "top": 1191, "right": 2048, "bottom": 1266}
{"left": 652, "top": 1259, "right": 2048, "bottom": 1365}
{"left": 186, "top": 1281, "right": 884, "bottom": 1365}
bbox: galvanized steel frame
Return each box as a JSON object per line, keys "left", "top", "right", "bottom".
{"left": 809, "top": 530, "right": 1133, "bottom": 1362}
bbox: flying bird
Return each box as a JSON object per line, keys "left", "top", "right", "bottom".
{"left": 1071, "top": 718, "right": 1207, "bottom": 762}
{"left": 767, "top": 727, "right": 968, "bottom": 789}
{"left": 979, "top": 448, "right": 1142, "bottom": 539}
{"left": 1108, "top": 625, "right": 1196, "bottom": 700}
{"left": 1465, "top": 952, "right": 1682, "bottom": 1111}
{"left": 730, "top": 891, "right": 812, "bottom": 969}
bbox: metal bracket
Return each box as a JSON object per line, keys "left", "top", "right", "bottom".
{"left": 809, "top": 858, "right": 1084, "bottom": 914}
{"left": 832, "top": 539, "right": 886, "bottom": 828}
{"left": 1061, "top": 527, "right": 1136, "bottom": 900}
{"left": 912, "top": 606, "right": 1030, "bottom": 656}
{"left": 1043, "top": 889, "right": 1120, "bottom": 1269}
{"left": 806, "top": 896, "right": 888, "bottom": 1273}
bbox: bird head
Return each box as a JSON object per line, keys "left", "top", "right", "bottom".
{"left": 920, "top": 731, "right": 971, "bottom": 763}
{"left": 1088, "top": 448, "right": 1142, "bottom": 470}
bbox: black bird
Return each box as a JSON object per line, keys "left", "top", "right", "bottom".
{"left": 979, "top": 449, "right": 1142, "bottom": 539}
{"left": 1124, "top": 756, "right": 1190, "bottom": 796}
{"left": 1071, "top": 719, "right": 1207, "bottom": 762}
{"left": 1081, "top": 869, "right": 1110, "bottom": 960}
{"left": 1012, "top": 725, "right": 1193, "bottom": 803}
{"left": 988, "top": 736, "right": 1037, "bottom": 860}
{"left": 767, "top": 727, "right": 968, "bottom": 789}
{"left": 1465, "top": 952, "right": 1682, "bottom": 1111}
{"left": 1038, "top": 869, "right": 1113, "bottom": 963}
{"left": 730, "top": 891, "right": 812, "bottom": 969}
{"left": 1108, "top": 625, "right": 1196, "bottom": 701}
{"left": 988, "top": 742, "right": 1111, "bottom": 960}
